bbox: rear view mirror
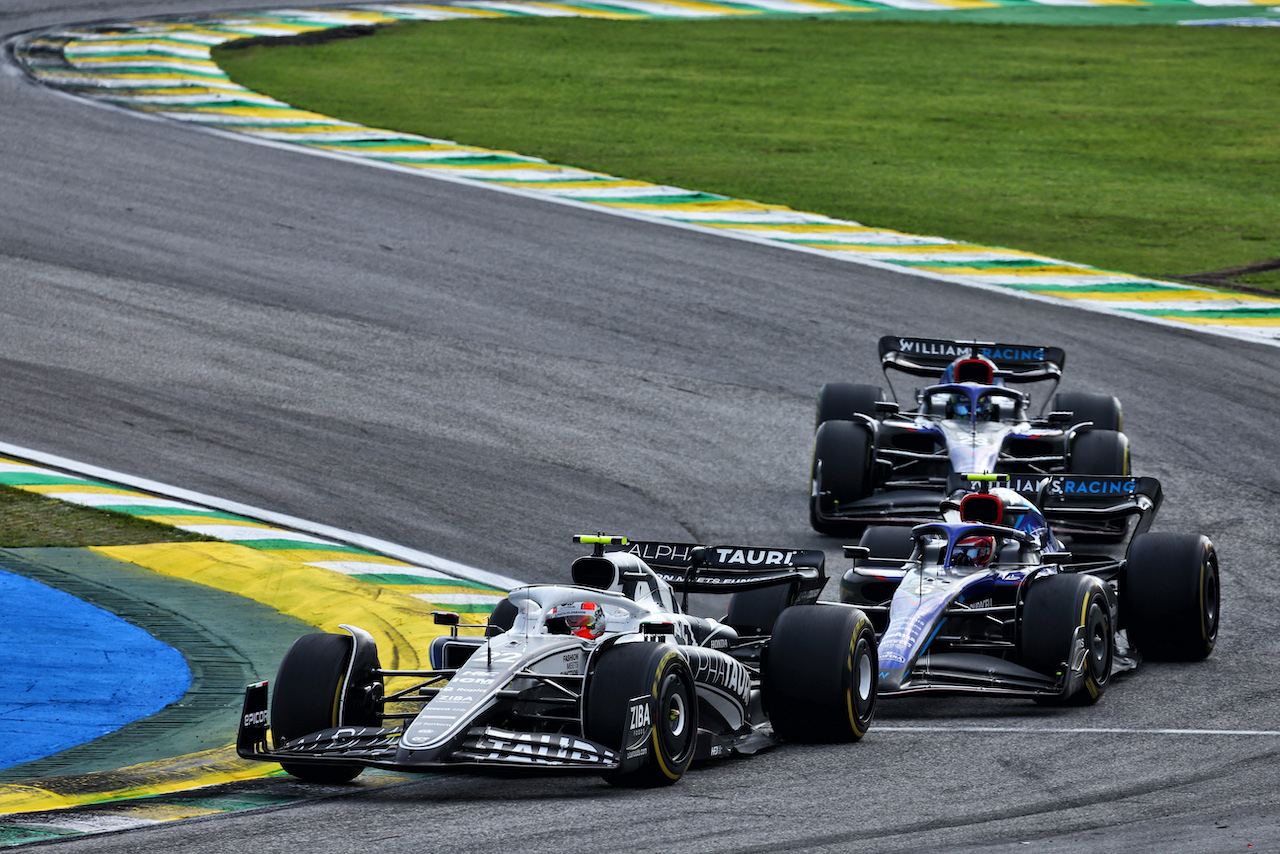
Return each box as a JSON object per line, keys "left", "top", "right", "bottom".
{"left": 843, "top": 545, "right": 871, "bottom": 566}
{"left": 1047, "top": 410, "right": 1073, "bottom": 426}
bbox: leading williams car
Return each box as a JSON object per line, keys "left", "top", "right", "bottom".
{"left": 811, "top": 335, "right": 1129, "bottom": 534}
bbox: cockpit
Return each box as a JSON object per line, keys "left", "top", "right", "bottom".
{"left": 921, "top": 384, "right": 1027, "bottom": 424}
{"left": 569, "top": 550, "right": 678, "bottom": 614}
{"left": 908, "top": 523, "right": 1034, "bottom": 575}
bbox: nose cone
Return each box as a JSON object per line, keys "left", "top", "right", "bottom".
{"left": 396, "top": 740, "right": 448, "bottom": 766}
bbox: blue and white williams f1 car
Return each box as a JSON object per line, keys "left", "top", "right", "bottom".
{"left": 811, "top": 335, "right": 1130, "bottom": 534}
{"left": 840, "top": 474, "right": 1218, "bottom": 704}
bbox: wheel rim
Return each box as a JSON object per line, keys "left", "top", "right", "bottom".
{"left": 666, "top": 692, "right": 687, "bottom": 740}
{"left": 657, "top": 673, "right": 693, "bottom": 760}
{"left": 856, "top": 650, "right": 873, "bottom": 702}
{"left": 1087, "top": 602, "right": 1112, "bottom": 683}
{"left": 1203, "top": 560, "right": 1220, "bottom": 642}
{"left": 847, "top": 633, "right": 877, "bottom": 730}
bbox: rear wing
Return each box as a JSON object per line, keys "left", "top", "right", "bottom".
{"left": 1036, "top": 472, "right": 1158, "bottom": 510}
{"left": 950, "top": 474, "right": 1163, "bottom": 538}
{"left": 603, "top": 540, "right": 826, "bottom": 600}
{"left": 1038, "top": 474, "right": 1162, "bottom": 539}
{"left": 878, "top": 335, "right": 1065, "bottom": 385}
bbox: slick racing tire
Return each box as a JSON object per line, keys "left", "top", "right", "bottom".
{"left": 859, "top": 525, "right": 916, "bottom": 565}
{"left": 1122, "top": 532, "right": 1219, "bottom": 661}
{"left": 271, "top": 632, "right": 382, "bottom": 784}
{"left": 486, "top": 598, "right": 518, "bottom": 636}
{"left": 1065, "top": 430, "right": 1132, "bottom": 540}
{"left": 725, "top": 582, "right": 794, "bottom": 635}
{"left": 764, "top": 605, "right": 877, "bottom": 742}
{"left": 840, "top": 527, "right": 914, "bottom": 632}
{"left": 1053, "top": 391, "right": 1123, "bottom": 432}
{"left": 585, "top": 643, "right": 697, "bottom": 788}
{"left": 1068, "top": 429, "right": 1130, "bottom": 476}
{"left": 816, "top": 383, "right": 884, "bottom": 428}
{"left": 810, "top": 420, "right": 875, "bottom": 535}
{"left": 1021, "top": 574, "right": 1113, "bottom": 706}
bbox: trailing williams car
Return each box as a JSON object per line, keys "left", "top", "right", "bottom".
{"left": 239, "top": 536, "right": 878, "bottom": 787}
{"left": 840, "top": 474, "right": 1218, "bottom": 704}
{"left": 810, "top": 335, "right": 1129, "bottom": 534}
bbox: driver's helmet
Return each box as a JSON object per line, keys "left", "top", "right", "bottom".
{"left": 975, "top": 393, "right": 1002, "bottom": 423}
{"left": 951, "top": 535, "right": 995, "bottom": 570}
{"left": 926, "top": 391, "right": 971, "bottom": 419}
{"left": 546, "top": 602, "right": 607, "bottom": 639}
{"left": 945, "top": 392, "right": 971, "bottom": 419}
{"left": 975, "top": 390, "right": 1022, "bottom": 423}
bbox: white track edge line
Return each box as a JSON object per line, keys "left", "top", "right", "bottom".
{"left": 877, "top": 725, "right": 1280, "bottom": 736}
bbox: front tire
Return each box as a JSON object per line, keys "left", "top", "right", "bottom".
{"left": 1065, "top": 430, "right": 1132, "bottom": 540}
{"left": 764, "top": 605, "right": 877, "bottom": 742}
{"left": 810, "top": 420, "right": 874, "bottom": 535}
{"left": 486, "top": 598, "right": 517, "bottom": 635}
{"left": 271, "top": 632, "right": 381, "bottom": 783}
{"left": 1122, "top": 533, "right": 1219, "bottom": 661}
{"left": 1068, "top": 428, "right": 1130, "bottom": 476}
{"left": 816, "top": 383, "right": 884, "bottom": 427}
{"left": 1053, "top": 391, "right": 1123, "bottom": 432}
{"left": 1021, "top": 574, "right": 1113, "bottom": 705}
{"left": 585, "top": 643, "right": 697, "bottom": 787}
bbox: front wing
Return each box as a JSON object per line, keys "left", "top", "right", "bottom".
{"left": 880, "top": 652, "right": 1067, "bottom": 699}
{"left": 236, "top": 681, "right": 624, "bottom": 774}
{"left": 237, "top": 679, "right": 777, "bottom": 775}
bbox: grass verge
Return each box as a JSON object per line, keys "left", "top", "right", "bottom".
{"left": 216, "top": 17, "right": 1280, "bottom": 290}
{"left": 0, "top": 486, "right": 210, "bottom": 548}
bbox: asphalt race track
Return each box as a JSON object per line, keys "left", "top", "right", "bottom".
{"left": 3, "top": 1, "right": 1280, "bottom": 850}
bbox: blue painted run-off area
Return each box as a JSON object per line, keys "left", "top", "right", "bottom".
{"left": 0, "top": 570, "right": 191, "bottom": 769}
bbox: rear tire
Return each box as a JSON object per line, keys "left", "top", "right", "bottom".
{"left": 1069, "top": 429, "right": 1130, "bottom": 476}
{"left": 585, "top": 643, "right": 697, "bottom": 787}
{"left": 725, "top": 583, "right": 794, "bottom": 635}
{"left": 1021, "top": 574, "right": 1113, "bottom": 705}
{"left": 1065, "top": 430, "right": 1132, "bottom": 541}
{"left": 1122, "top": 533, "right": 1219, "bottom": 661}
{"left": 764, "top": 606, "right": 877, "bottom": 742}
{"left": 810, "top": 420, "right": 874, "bottom": 535}
{"left": 817, "top": 383, "right": 884, "bottom": 427}
{"left": 1053, "top": 392, "right": 1123, "bottom": 432}
{"left": 271, "top": 632, "right": 381, "bottom": 783}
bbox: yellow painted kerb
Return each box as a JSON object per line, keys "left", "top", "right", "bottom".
{"left": 92, "top": 541, "right": 454, "bottom": 669}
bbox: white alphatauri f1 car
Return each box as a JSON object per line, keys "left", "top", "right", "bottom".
{"left": 238, "top": 536, "right": 878, "bottom": 787}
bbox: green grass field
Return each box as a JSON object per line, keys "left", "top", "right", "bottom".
{"left": 0, "top": 486, "right": 209, "bottom": 548}
{"left": 217, "top": 17, "right": 1280, "bottom": 290}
